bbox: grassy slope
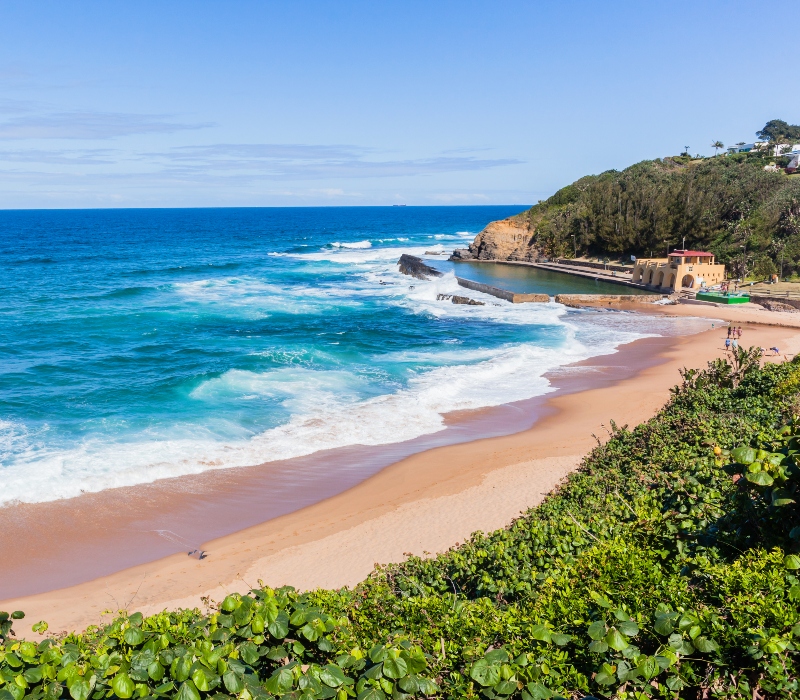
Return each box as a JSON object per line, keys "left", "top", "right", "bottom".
{"left": 2, "top": 351, "right": 800, "bottom": 699}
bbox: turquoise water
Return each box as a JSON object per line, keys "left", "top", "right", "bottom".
{"left": 436, "top": 260, "right": 651, "bottom": 296}
{"left": 0, "top": 207, "right": 705, "bottom": 506}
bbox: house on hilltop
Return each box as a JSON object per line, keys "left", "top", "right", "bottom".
{"left": 631, "top": 250, "right": 726, "bottom": 292}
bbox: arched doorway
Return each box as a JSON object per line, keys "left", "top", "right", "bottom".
{"left": 654, "top": 270, "right": 664, "bottom": 287}
{"left": 642, "top": 269, "right": 652, "bottom": 285}
{"left": 681, "top": 274, "right": 694, "bottom": 289}
{"left": 665, "top": 274, "right": 675, "bottom": 290}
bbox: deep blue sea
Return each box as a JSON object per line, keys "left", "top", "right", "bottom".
{"left": 0, "top": 207, "right": 706, "bottom": 506}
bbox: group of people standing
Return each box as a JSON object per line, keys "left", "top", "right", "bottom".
{"left": 725, "top": 325, "right": 743, "bottom": 350}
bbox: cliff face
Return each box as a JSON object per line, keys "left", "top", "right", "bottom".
{"left": 451, "top": 217, "right": 538, "bottom": 262}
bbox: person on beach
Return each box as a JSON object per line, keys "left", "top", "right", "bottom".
{"left": 727, "top": 327, "right": 731, "bottom": 338}
{"left": 738, "top": 327, "right": 743, "bottom": 339}
{"left": 725, "top": 338, "right": 731, "bottom": 350}
{"left": 732, "top": 338, "right": 738, "bottom": 349}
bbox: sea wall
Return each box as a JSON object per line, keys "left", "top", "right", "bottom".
{"left": 554, "top": 294, "right": 665, "bottom": 308}
{"left": 455, "top": 277, "right": 549, "bottom": 303}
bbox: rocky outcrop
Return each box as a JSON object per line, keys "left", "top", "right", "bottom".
{"left": 752, "top": 298, "right": 800, "bottom": 313}
{"left": 397, "top": 254, "right": 443, "bottom": 279}
{"left": 437, "top": 294, "right": 485, "bottom": 306}
{"left": 450, "top": 217, "right": 536, "bottom": 262}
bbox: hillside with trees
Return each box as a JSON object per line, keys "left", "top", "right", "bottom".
{"left": 457, "top": 121, "right": 800, "bottom": 280}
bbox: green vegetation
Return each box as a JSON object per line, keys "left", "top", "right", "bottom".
{"left": 513, "top": 122, "right": 800, "bottom": 278}
{"left": 3, "top": 349, "right": 800, "bottom": 698}
{"left": 757, "top": 120, "right": 800, "bottom": 145}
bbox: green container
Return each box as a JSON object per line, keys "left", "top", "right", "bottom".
{"left": 696, "top": 291, "right": 750, "bottom": 304}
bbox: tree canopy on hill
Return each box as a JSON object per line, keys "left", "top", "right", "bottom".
{"left": 757, "top": 119, "right": 800, "bottom": 144}
{"left": 515, "top": 153, "right": 800, "bottom": 278}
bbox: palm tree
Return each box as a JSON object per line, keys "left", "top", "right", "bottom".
{"left": 712, "top": 140, "right": 724, "bottom": 155}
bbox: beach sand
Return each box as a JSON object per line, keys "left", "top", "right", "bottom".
{"left": 3, "top": 311, "right": 800, "bottom": 637}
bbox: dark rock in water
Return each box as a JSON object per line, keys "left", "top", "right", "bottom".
{"left": 398, "top": 254, "right": 443, "bottom": 279}
{"left": 449, "top": 248, "right": 475, "bottom": 261}
{"left": 452, "top": 295, "right": 484, "bottom": 306}
{"left": 436, "top": 293, "right": 484, "bottom": 306}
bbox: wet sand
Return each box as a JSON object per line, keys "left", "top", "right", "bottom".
{"left": 4, "top": 318, "right": 799, "bottom": 636}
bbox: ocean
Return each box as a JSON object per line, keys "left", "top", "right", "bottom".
{"left": 0, "top": 207, "right": 705, "bottom": 507}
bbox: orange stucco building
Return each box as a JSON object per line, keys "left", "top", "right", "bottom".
{"left": 631, "top": 250, "right": 726, "bottom": 292}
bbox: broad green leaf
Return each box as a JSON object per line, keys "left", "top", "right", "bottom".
{"left": 587, "top": 621, "right": 606, "bottom": 640}
{"left": 382, "top": 657, "right": 407, "bottom": 679}
{"left": 694, "top": 637, "right": 719, "bottom": 653}
{"left": 222, "top": 670, "right": 244, "bottom": 694}
{"left": 23, "top": 667, "right": 43, "bottom": 684}
{"left": 496, "top": 680, "right": 518, "bottom": 695}
{"left": 403, "top": 650, "right": 427, "bottom": 674}
{"left": 265, "top": 668, "right": 294, "bottom": 695}
{"left": 250, "top": 615, "right": 265, "bottom": 634}
{"left": 398, "top": 675, "right": 419, "bottom": 694}
{"left": 175, "top": 680, "right": 200, "bottom": 700}
{"left": 148, "top": 661, "right": 165, "bottom": 682}
{"left": 267, "top": 612, "right": 289, "bottom": 639}
{"left": 605, "top": 627, "right": 629, "bottom": 651}
{"left": 320, "top": 665, "right": 346, "bottom": 688}
{"left": 123, "top": 627, "right": 145, "bottom": 646}
{"left": 654, "top": 613, "right": 676, "bottom": 636}
{"left": 112, "top": 673, "right": 135, "bottom": 699}
{"left": 594, "top": 664, "right": 616, "bottom": 686}
{"left": 746, "top": 471, "right": 774, "bottom": 486}
{"left": 732, "top": 446, "right": 757, "bottom": 464}
{"left": 191, "top": 665, "right": 216, "bottom": 692}
{"left": 368, "top": 646, "right": 387, "bottom": 664}
{"left": 784, "top": 554, "right": 800, "bottom": 570}
{"left": 530, "top": 625, "right": 552, "bottom": 642}
{"left": 470, "top": 660, "right": 501, "bottom": 687}
{"left": 588, "top": 640, "right": 608, "bottom": 653}
{"left": 617, "top": 620, "right": 639, "bottom": 637}
{"left": 68, "top": 678, "right": 90, "bottom": 700}
{"left": 551, "top": 633, "right": 572, "bottom": 646}
{"left": 772, "top": 488, "right": 796, "bottom": 506}
{"left": 238, "top": 642, "right": 259, "bottom": 666}
{"left": 484, "top": 649, "right": 509, "bottom": 664}
{"left": 637, "top": 656, "right": 660, "bottom": 681}
{"left": 171, "top": 656, "right": 192, "bottom": 683}
{"left": 523, "top": 682, "right": 553, "bottom": 700}
{"left": 589, "top": 591, "right": 612, "bottom": 608}
{"left": 356, "top": 688, "right": 386, "bottom": 700}
{"left": 220, "top": 596, "right": 239, "bottom": 612}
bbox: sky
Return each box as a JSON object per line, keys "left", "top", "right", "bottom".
{"left": 1, "top": 0, "right": 798, "bottom": 209}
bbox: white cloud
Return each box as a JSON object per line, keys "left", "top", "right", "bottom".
{"left": 0, "top": 111, "right": 213, "bottom": 139}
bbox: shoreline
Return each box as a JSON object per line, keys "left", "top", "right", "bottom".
{"left": 5, "top": 317, "right": 800, "bottom": 636}
{"left": 0, "top": 329, "right": 682, "bottom": 601}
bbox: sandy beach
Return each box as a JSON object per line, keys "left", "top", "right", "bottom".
{"left": 3, "top": 305, "right": 800, "bottom": 636}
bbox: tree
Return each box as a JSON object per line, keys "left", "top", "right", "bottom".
{"left": 756, "top": 119, "right": 800, "bottom": 144}
{"left": 712, "top": 140, "right": 724, "bottom": 155}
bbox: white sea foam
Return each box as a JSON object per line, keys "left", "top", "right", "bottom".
{"left": 0, "top": 232, "right": 705, "bottom": 506}
{"left": 330, "top": 240, "right": 372, "bottom": 249}
{"left": 0, "top": 325, "right": 623, "bottom": 505}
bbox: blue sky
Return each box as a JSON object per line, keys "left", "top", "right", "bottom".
{"left": 1, "top": 0, "right": 797, "bottom": 208}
